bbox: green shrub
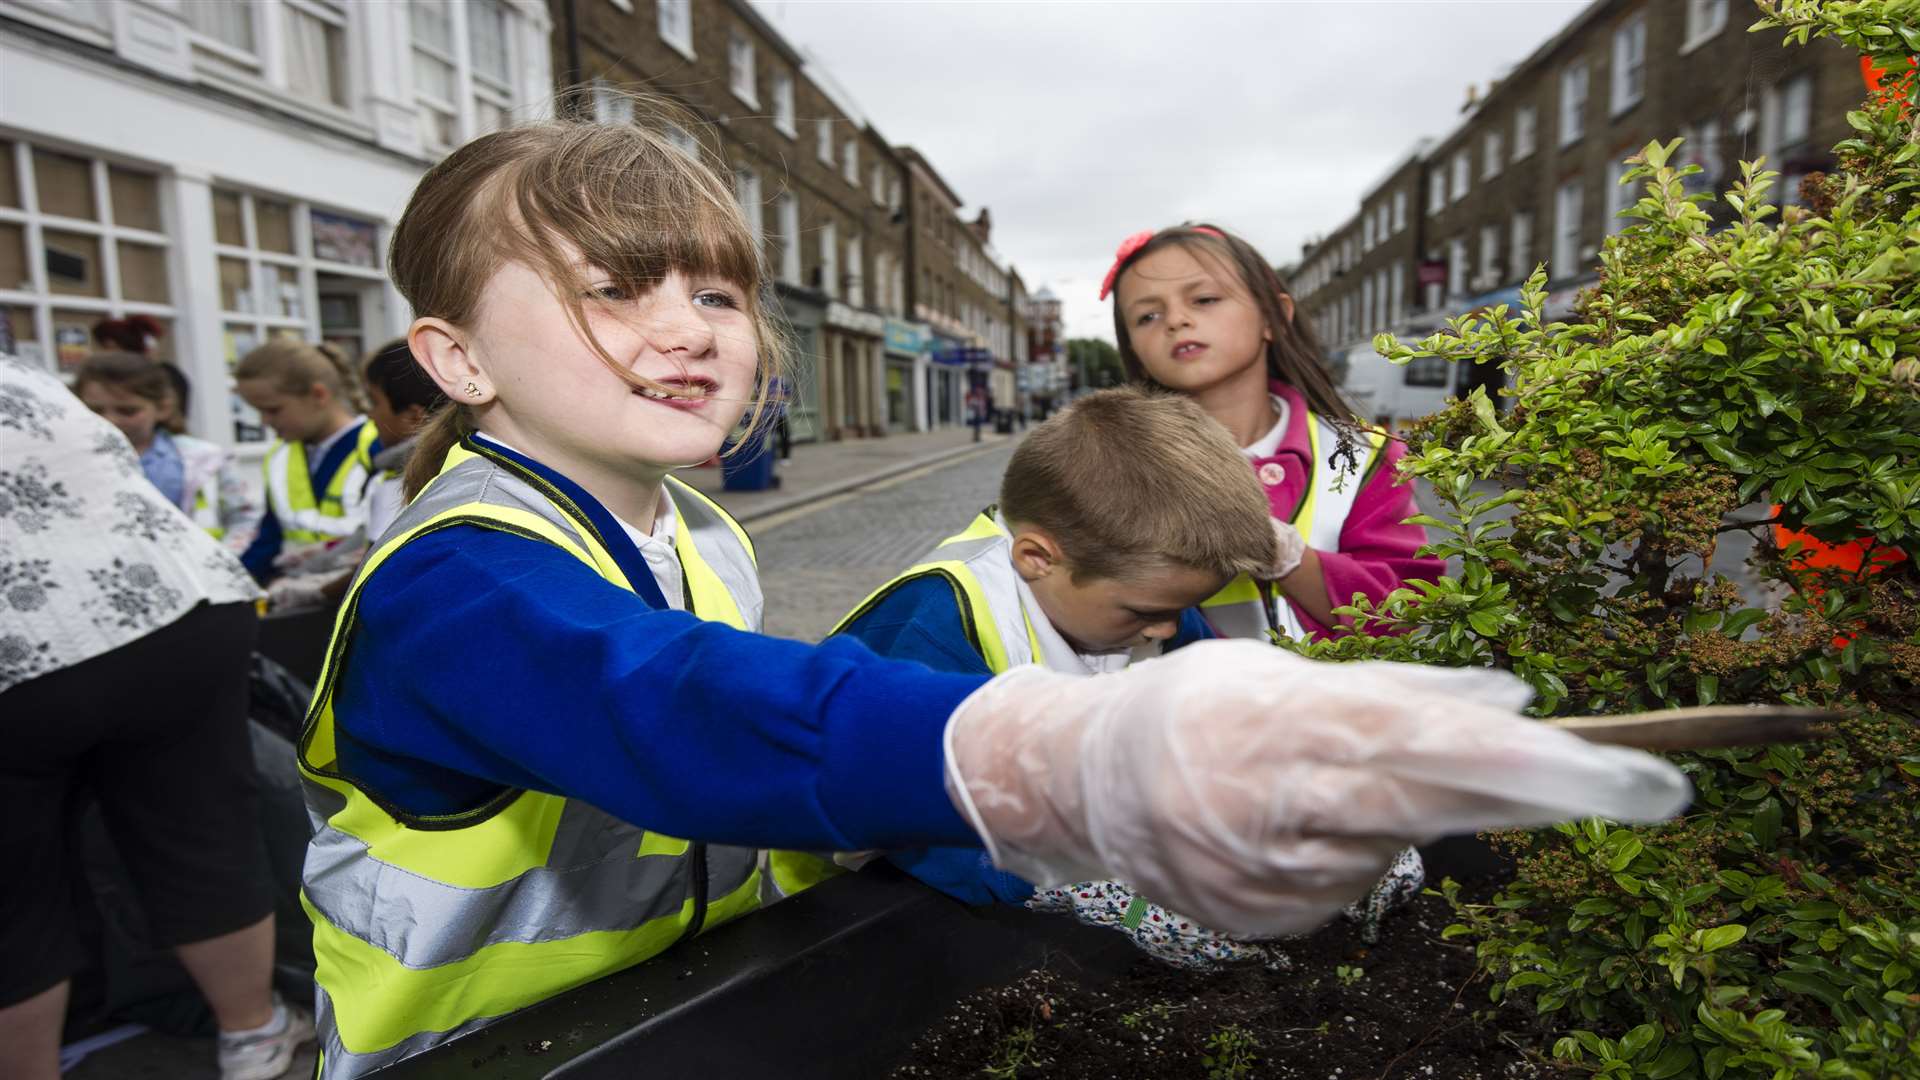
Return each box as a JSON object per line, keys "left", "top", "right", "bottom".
{"left": 1290, "top": 3, "right": 1920, "bottom": 1076}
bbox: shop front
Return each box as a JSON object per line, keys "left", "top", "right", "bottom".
{"left": 883, "top": 316, "right": 930, "bottom": 432}
{"left": 772, "top": 284, "right": 826, "bottom": 442}
{"left": 823, "top": 300, "right": 885, "bottom": 438}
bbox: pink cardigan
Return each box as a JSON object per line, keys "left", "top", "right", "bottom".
{"left": 1253, "top": 382, "right": 1444, "bottom": 639}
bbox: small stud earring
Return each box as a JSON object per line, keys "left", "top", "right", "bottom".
{"left": 463, "top": 382, "right": 483, "bottom": 399}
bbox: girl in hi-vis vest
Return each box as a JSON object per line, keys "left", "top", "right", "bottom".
{"left": 286, "top": 112, "right": 1690, "bottom": 1079}
{"left": 1103, "top": 224, "right": 1445, "bottom": 643}
{"left": 234, "top": 340, "right": 380, "bottom": 590}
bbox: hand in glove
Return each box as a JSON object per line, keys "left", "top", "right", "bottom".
{"left": 1029, "top": 880, "right": 1292, "bottom": 972}
{"left": 272, "top": 542, "right": 331, "bottom": 573}
{"left": 943, "top": 639, "right": 1690, "bottom": 937}
{"left": 267, "top": 575, "right": 328, "bottom": 612}
{"left": 1263, "top": 519, "right": 1307, "bottom": 580}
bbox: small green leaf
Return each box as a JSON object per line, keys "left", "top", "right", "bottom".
{"left": 1699, "top": 924, "right": 1748, "bottom": 952}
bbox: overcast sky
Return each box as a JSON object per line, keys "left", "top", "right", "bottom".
{"left": 751, "top": 0, "right": 1586, "bottom": 342}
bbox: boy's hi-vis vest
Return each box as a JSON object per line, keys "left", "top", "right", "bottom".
{"left": 1203, "top": 413, "right": 1388, "bottom": 642}
{"left": 264, "top": 420, "right": 380, "bottom": 545}
{"left": 296, "top": 438, "right": 833, "bottom": 1079}
{"left": 832, "top": 510, "right": 1044, "bottom": 674}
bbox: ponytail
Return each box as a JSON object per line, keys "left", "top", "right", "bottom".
{"left": 402, "top": 404, "right": 470, "bottom": 500}
{"left": 314, "top": 341, "right": 371, "bottom": 414}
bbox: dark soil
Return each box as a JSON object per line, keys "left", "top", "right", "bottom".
{"left": 889, "top": 884, "right": 1541, "bottom": 1080}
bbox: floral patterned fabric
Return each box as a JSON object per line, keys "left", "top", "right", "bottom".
{"left": 0, "top": 356, "right": 259, "bottom": 694}
{"left": 1027, "top": 847, "right": 1427, "bottom": 971}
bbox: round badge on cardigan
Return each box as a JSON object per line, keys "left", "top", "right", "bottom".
{"left": 1258, "top": 462, "right": 1287, "bottom": 486}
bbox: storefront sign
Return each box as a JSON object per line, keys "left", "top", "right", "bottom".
{"left": 1417, "top": 260, "right": 1448, "bottom": 286}
{"left": 311, "top": 210, "right": 380, "bottom": 269}
{"left": 825, "top": 301, "right": 885, "bottom": 337}
{"left": 884, "top": 318, "right": 929, "bottom": 357}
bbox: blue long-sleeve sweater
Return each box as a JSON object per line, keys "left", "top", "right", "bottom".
{"left": 330, "top": 486, "right": 991, "bottom": 854}
{"left": 833, "top": 573, "right": 1213, "bottom": 905}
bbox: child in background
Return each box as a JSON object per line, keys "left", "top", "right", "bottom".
{"left": 71, "top": 352, "right": 260, "bottom": 550}
{"left": 285, "top": 115, "right": 1678, "bottom": 1078}
{"left": 233, "top": 340, "right": 379, "bottom": 596}
{"left": 834, "top": 387, "right": 1419, "bottom": 963}
{"left": 359, "top": 339, "right": 448, "bottom": 541}
{"left": 1102, "top": 224, "right": 1443, "bottom": 642}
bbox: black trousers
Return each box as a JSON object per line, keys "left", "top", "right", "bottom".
{"left": 0, "top": 601, "right": 271, "bottom": 1006}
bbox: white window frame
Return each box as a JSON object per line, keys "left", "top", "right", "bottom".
{"left": 733, "top": 168, "right": 761, "bottom": 250}
{"left": 776, "top": 194, "right": 800, "bottom": 285}
{"left": 1679, "top": 118, "right": 1723, "bottom": 195}
{"left": 1359, "top": 274, "right": 1374, "bottom": 335}
{"left": 771, "top": 72, "right": 796, "bottom": 138}
{"left": 591, "top": 77, "right": 633, "bottom": 125}
{"left": 1682, "top": 0, "right": 1728, "bottom": 55}
{"left": 1513, "top": 105, "right": 1538, "bottom": 161}
{"left": 1483, "top": 130, "right": 1503, "bottom": 179}
{"left": 1361, "top": 213, "right": 1375, "bottom": 251}
{"left": 846, "top": 233, "right": 864, "bottom": 308}
{"left": 1610, "top": 13, "right": 1647, "bottom": 117}
{"left": 1553, "top": 179, "right": 1584, "bottom": 279}
{"left": 816, "top": 118, "right": 834, "bottom": 167}
{"left": 210, "top": 185, "right": 387, "bottom": 442}
{"left": 870, "top": 162, "right": 886, "bottom": 206}
{"left": 657, "top": 0, "right": 694, "bottom": 61}
{"left": 0, "top": 141, "right": 176, "bottom": 375}
{"left": 1510, "top": 210, "right": 1533, "bottom": 280}
{"left": 819, "top": 219, "right": 838, "bottom": 299}
{"left": 727, "top": 32, "right": 758, "bottom": 108}
{"left": 663, "top": 123, "right": 698, "bottom": 157}
{"left": 410, "top": 0, "right": 526, "bottom": 154}
{"left": 1605, "top": 159, "right": 1634, "bottom": 235}
{"left": 1478, "top": 223, "right": 1501, "bottom": 289}
{"left": 1391, "top": 189, "right": 1407, "bottom": 233}
{"left": 1450, "top": 149, "right": 1471, "bottom": 204}
{"left": 842, "top": 138, "right": 858, "bottom": 187}
{"left": 1560, "top": 63, "right": 1589, "bottom": 147}
{"left": 1446, "top": 235, "right": 1468, "bottom": 299}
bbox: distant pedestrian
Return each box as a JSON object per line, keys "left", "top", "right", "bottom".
{"left": 0, "top": 353, "right": 312, "bottom": 1080}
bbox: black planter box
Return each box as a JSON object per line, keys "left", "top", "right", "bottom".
{"left": 369, "top": 864, "right": 1133, "bottom": 1079}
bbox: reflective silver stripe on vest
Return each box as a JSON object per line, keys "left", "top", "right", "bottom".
{"left": 370, "top": 451, "right": 592, "bottom": 552}
{"left": 915, "top": 524, "right": 1034, "bottom": 669}
{"left": 665, "top": 477, "right": 765, "bottom": 632}
{"left": 314, "top": 986, "right": 500, "bottom": 1079}
{"left": 306, "top": 817, "right": 685, "bottom": 971}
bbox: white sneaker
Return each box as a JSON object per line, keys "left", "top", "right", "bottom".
{"left": 218, "top": 997, "right": 317, "bottom": 1080}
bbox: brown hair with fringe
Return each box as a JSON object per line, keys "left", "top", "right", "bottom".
{"left": 234, "top": 339, "right": 371, "bottom": 415}
{"left": 392, "top": 97, "right": 786, "bottom": 499}
{"left": 72, "top": 352, "right": 176, "bottom": 428}
{"left": 1110, "top": 223, "right": 1361, "bottom": 466}
{"left": 1000, "top": 385, "right": 1278, "bottom": 584}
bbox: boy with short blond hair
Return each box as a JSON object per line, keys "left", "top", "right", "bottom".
{"left": 834, "top": 385, "right": 1278, "bottom": 677}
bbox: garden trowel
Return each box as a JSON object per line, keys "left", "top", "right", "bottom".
{"left": 1546, "top": 706, "right": 1840, "bottom": 751}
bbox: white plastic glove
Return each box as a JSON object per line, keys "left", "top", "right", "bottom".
{"left": 267, "top": 574, "right": 328, "bottom": 612}
{"left": 1265, "top": 519, "right": 1307, "bottom": 580}
{"left": 272, "top": 541, "right": 331, "bottom": 573}
{"left": 943, "top": 640, "right": 1690, "bottom": 937}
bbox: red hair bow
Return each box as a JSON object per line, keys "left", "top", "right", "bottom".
{"left": 1097, "top": 226, "right": 1225, "bottom": 301}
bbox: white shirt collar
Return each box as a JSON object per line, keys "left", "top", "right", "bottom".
{"left": 474, "top": 432, "right": 685, "bottom": 610}
{"left": 1239, "top": 394, "right": 1292, "bottom": 459}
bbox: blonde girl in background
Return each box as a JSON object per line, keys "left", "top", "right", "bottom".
{"left": 72, "top": 351, "right": 260, "bottom": 551}
{"left": 289, "top": 111, "right": 1688, "bottom": 1078}
{"left": 233, "top": 340, "right": 379, "bottom": 596}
